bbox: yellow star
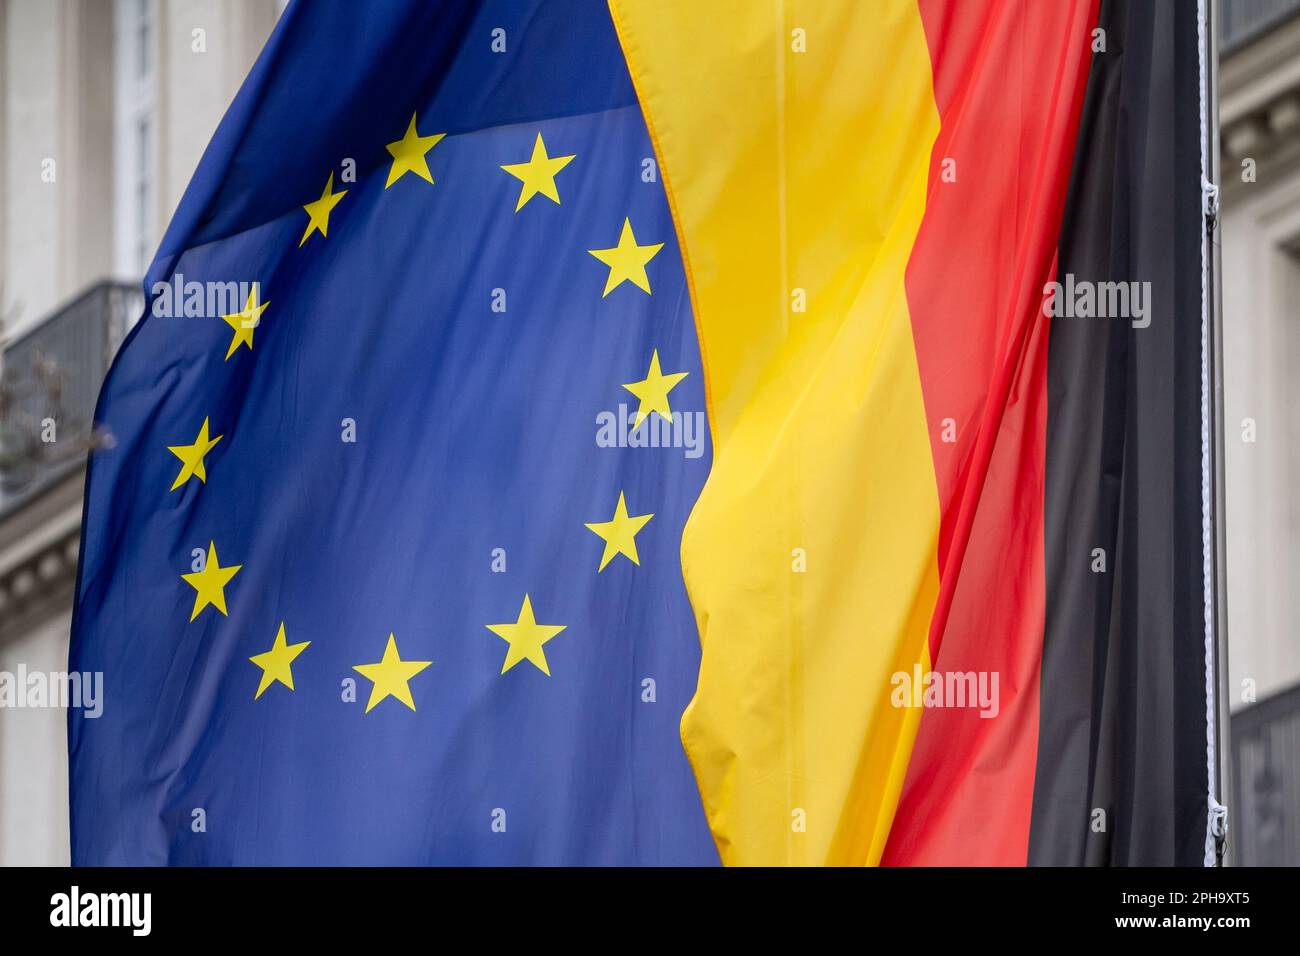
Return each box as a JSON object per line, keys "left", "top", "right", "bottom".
{"left": 500, "top": 133, "right": 575, "bottom": 211}
{"left": 299, "top": 172, "right": 348, "bottom": 246}
{"left": 167, "top": 416, "right": 223, "bottom": 491}
{"left": 385, "top": 112, "right": 445, "bottom": 189}
{"left": 588, "top": 218, "right": 664, "bottom": 296}
{"left": 485, "top": 594, "right": 567, "bottom": 676}
{"left": 181, "top": 541, "right": 242, "bottom": 622}
{"left": 219, "top": 286, "right": 269, "bottom": 360}
{"left": 584, "top": 491, "right": 654, "bottom": 572}
{"left": 352, "top": 634, "right": 432, "bottom": 713}
{"left": 622, "top": 350, "right": 689, "bottom": 427}
{"left": 249, "top": 622, "right": 311, "bottom": 700}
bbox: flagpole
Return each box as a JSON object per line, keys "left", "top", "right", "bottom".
{"left": 1205, "top": 0, "right": 1231, "bottom": 867}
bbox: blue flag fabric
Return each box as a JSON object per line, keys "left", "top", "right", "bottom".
{"left": 69, "top": 0, "right": 718, "bottom": 865}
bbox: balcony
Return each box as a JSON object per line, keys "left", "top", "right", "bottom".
{"left": 0, "top": 282, "right": 141, "bottom": 518}
{"left": 1232, "top": 683, "right": 1300, "bottom": 864}
{"left": 1222, "top": 0, "right": 1300, "bottom": 52}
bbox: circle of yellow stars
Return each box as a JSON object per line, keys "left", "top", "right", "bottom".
{"left": 166, "top": 110, "right": 694, "bottom": 713}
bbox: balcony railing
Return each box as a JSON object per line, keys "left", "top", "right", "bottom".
{"left": 1222, "top": 0, "right": 1300, "bottom": 52}
{"left": 1232, "top": 682, "right": 1300, "bottom": 864}
{"left": 0, "top": 282, "right": 141, "bottom": 517}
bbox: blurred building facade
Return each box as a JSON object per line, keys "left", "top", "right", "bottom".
{"left": 1221, "top": 0, "right": 1300, "bottom": 866}
{"left": 0, "top": 0, "right": 1298, "bottom": 866}
{"left": 0, "top": 0, "right": 279, "bottom": 865}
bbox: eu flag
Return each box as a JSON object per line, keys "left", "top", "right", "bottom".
{"left": 69, "top": 0, "right": 717, "bottom": 865}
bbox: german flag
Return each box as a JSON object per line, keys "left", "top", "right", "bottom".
{"left": 610, "top": 0, "right": 1215, "bottom": 865}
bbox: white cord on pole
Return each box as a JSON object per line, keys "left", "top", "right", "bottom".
{"left": 1198, "top": 0, "right": 1222, "bottom": 868}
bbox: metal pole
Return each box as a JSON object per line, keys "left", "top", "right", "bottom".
{"left": 1206, "top": 0, "right": 1232, "bottom": 867}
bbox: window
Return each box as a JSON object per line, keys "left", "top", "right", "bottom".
{"left": 135, "top": 0, "right": 151, "bottom": 81}
{"left": 134, "top": 116, "right": 152, "bottom": 273}
{"left": 113, "top": 0, "right": 156, "bottom": 281}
